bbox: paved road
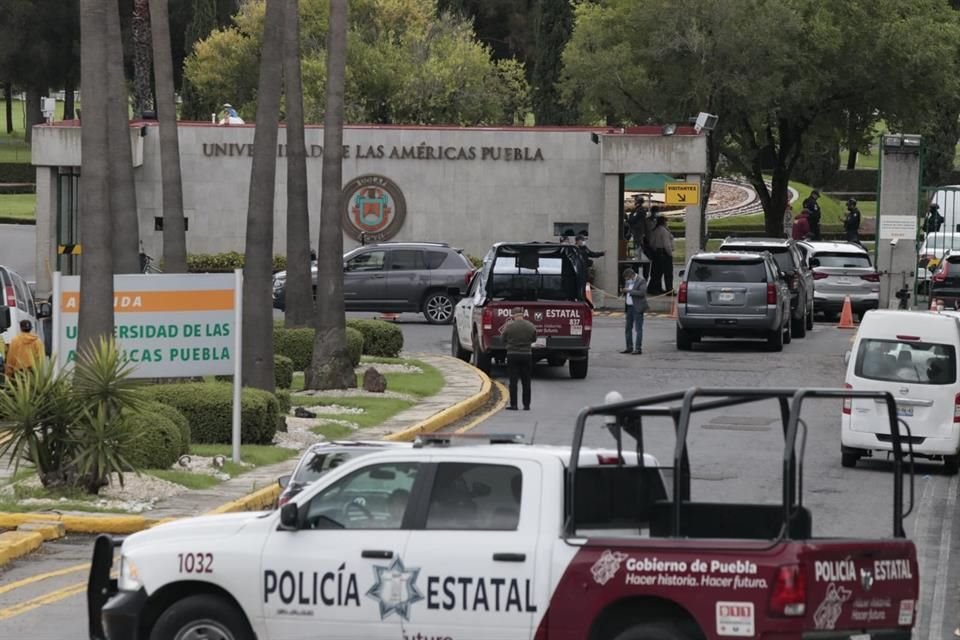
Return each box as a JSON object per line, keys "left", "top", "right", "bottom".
{"left": 1, "top": 315, "right": 958, "bottom": 638}
{"left": 0, "top": 223, "right": 36, "bottom": 284}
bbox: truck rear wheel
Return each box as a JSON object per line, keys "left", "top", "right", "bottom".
{"left": 471, "top": 333, "right": 492, "bottom": 373}
{"left": 611, "top": 621, "right": 697, "bottom": 640}
{"left": 841, "top": 452, "right": 860, "bottom": 468}
{"left": 150, "top": 594, "right": 253, "bottom": 640}
{"left": 676, "top": 326, "right": 693, "bottom": 351}
{"left": 569, "top": 358, "right": 588, "bottom": 379}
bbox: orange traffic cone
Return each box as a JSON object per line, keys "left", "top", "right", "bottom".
{"left": 585, "top": 282, "right": 594, "bottom": 306}
{"left": 837, "top": 296, "right": 855, "bottom": 329}
{"left": 669, "top": 295, "right": 678, "bottom": 319}
{"left": 379, "top": 312, "right": 400, "bottom": 322}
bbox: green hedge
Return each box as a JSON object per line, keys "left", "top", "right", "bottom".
{"left": 274, "top": 354, "right": 294, "bottom": 389}
{"left": 123, "top": 411, "right": 181, "bottom": 470}
{"left": 144, "top": 401, "right": 191, "bottom": 455}
{"left": 187, "top": 252, "right": 287, "bottom": 273}
{"left": 276, "top": 389, "right": 291, "bottom": 415}
{"left": 346, "top": 327, "right": 364, "bottom": 367}
{"left": 346, "top": 319, "right": 403, "bottom": 358}
{"left": 144, "top": 382, "right": 279, "bottom": 445}
{"left": 0, "top": 163, "right": 34, "bottom": 184}
{"left": 274, "top": 327, "right": 314, "bottom": 370}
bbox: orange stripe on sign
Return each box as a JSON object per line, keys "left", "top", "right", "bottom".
{"left": 60, "top": 290, "right": 235, "bottom": 313}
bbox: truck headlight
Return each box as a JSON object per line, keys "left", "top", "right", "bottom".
{"left": 118, "top": 556, "right": 142, "bottom": 592}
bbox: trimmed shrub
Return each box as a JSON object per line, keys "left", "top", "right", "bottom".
{"left": 187, "top": 252, "right": 287, "bottom": 273}
{"left": 345, "top": 327, "right": 364, "bottom": 367}
{"left": 276, "top": 389, "right": 291, "bottom": 415}
{"left": 145, "top": 382, "right": 279, "bottom": 445}
{"left": 0, "top": 163, "right": 35, "bottom": 184}
{"left": 144, "top": 401, "right": 191, "bottom": 455}
{"left": 122, "top": 411, "right": 181, "bottom": 470}
{"left": 346, "top": 319, "right": 403, "bottom": 358}
{"left": 274, "top": 327, "right": 314, "bottom": 370}
{"left": 274, "top": 354, "right": 294, "bottom": 389}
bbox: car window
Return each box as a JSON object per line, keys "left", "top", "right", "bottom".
{"left": 424, "top": 251, "right": 448, "bottom": 269}
{"left": 488, "top": 256, "right": 570, "bottom": 301}
{"left": 855, "top": 339, "right": 957, "bottom": 385}
{"left": 425, "top": 463, "right": 523, "bottom": 531}
{"left": 346, "top": 250, "right": 386, "bottom": 272}
{"left": 388, "top": 249, "right": 425, "bottom": 271}
{"left": 304, "top": 462, "right": 419, "bottom": 529}
{"left": 12, "top": 273, "right": 29, "bottom": 311}
{"left": 688, "top": 259, "right": 768, "bottom": 283}
{"left": 724, "top": 245, "right": 794, "bottom": 272}
{"left": 813, "top": 252, "right": 872, "bottom": 268}
{"left": 293, "top": 450, "right": 365, "bottom": 485}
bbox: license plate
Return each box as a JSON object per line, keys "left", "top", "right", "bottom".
{"left": 718, "top": 292, "right": 735, "bottom": 302}
{"left": 850, "top": 635, "right": 870, "bottom": 640}
{"left": 897, "top": 406, "right": 914, "bottom": 417}
{"left": 534, "top": 337, "right": 546, "bottom": 348}
{"left": 570, "top": 325, "right": 583, "bottom": 336}
{"left": 836, "top": 277, "right": 851, "bottom": 284}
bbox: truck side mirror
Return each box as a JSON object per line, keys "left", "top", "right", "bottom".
{"left": 678, "top": 270, "right": 685, "bottom": 278}
{"left": 278, "top": 474, "right": 291, "bottom": 489}
{"left": 0, "top": 307, "right": 9, "bottom": 333}
{"left": 279, "top": 502, "right": 299, "bottom": 530}
{"left": 36, "top": 301, "right": 52, "bottom": 319}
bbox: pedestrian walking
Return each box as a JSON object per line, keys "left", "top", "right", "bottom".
{"left": 501, "top": 307, "right": 537, "bottom": 411}
{"left": 783, "top": 203, "right": 794, "bottom": 239}
{"left": 925, "top": 203, "right": 945, "bottom": 233}
{"left": 648, "top": 216, "right": 675, "bottom": 294}
{"left": 620, "top": 268, "right": 649, "bottom": 354}
{"left": 844, "top": 198, "right": 862, "bottom": 244}
{"left": 792, "top": 209, "right": 812, "bottom": 241}
{"left": 4, "top": 320, "right": 45, "bottom": 378}
{"left": 803, "top": 190, "right": 822, "bottom": 240}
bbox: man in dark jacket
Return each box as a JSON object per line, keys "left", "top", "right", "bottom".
{"left": 802, "top": 190, "right": 822, "bottom": 240}
{"left": 925, "top": 203, "right": 945, "bottom": 233}
{"left": 501, "top": 307, "right": 537, "bottom": 410}
{"left": 575, "top": 234, "right": 605, "bottom": 269}
{"left": 844, "top": 198, "right": 862, "bottom": 243}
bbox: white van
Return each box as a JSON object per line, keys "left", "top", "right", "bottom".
{"left": 842, "top": 309, "right": 960, "bottom": 473}
{"left": 0, "top": 265, "right": 46, "bottom": 350}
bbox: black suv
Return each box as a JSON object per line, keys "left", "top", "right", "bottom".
{"left": 273, "top": 242, "right": 474, "bottom": 324}
{"left": 718, "top": 237, "right": 815, "bottom": 337}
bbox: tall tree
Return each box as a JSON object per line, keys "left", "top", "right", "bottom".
{"left": 77, "top": 0, "right": 115, "bottom": 350}
{"left": 180, "top": 0, "right": 218, "bottom": 120}
{"left": 530, "top": 0, "right": 575, "bottom": 125}
{"left": 283, "top": 0, "right": 314, "bottom": 328}
{"left": 131, "top": 0, "right": 155, "bottom": 118}
{"left": 106, "top": 0, "right": 142, "bottom": 273}
{"left": 304, "top": 0, "right": 354, "bottom": 390}
{"left": 150, "top": 0, "right": 189, "bottom": 272}
{"left": 241, "top": 0, "right": 286, "bottom": 391}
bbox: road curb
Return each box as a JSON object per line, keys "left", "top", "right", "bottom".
{"left": 0, "top": 531, "right": 43, "bottom": 567}
{"left": 206, "top": 483, "right": 281, "bottom": 515}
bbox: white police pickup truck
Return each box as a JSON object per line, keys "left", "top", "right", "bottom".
{"left": 88, "top": 387, "right": 920, "bottom": 640}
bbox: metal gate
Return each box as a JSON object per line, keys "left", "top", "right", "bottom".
{"left": 915, "top": 186, "right": 960, "bottom": 308}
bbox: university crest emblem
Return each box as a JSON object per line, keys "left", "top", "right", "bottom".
{"left": 341, "top": 174, "right": 407, "bottom": 242}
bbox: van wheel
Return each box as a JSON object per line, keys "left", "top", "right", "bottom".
{"left": 944, "top": 454, "right": 960, "bottom": 475}
{"left": 841, "top": 452, "right": 860, "bottom": 468}
{"left": 569, "top": 358, "right": 589, "bottom": 379}
{"left": 423, "top": 292, "right": 454, "bottom": 324}
{"left": 783, "top": 319, "right": 793, "bottom": 345}
{"left": 806, "top": 303, "right": 814, "bottom": 330}
{"left": 611, "top": 621, "right": 698, "bottom": 640}
{"left": 767, "top": 326, "right": 784, "bottom": 352}
{"left": 451, "top": 326, "right": 470, "bottom": 362}
{"left": 676, "top": 326, "right": 693, "bottom": 351}
{"left": 150, "top": 594, "right": 253, "bottom": 640}
{"left": 792, "top": 310, "right": 806, "bottom": 338}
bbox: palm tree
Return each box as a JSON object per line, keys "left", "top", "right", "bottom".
{"left": 77, "top": 0, "right": 115, "bottom": 349}
{"left": 150, "top": 0, "right": 188, "bottom": 273}
{"left": 241, "top": 0, "right": 286, "bottom": 391}
{"left": 305, "top": 0, "right": 354, "bottom": 390}
{"left": 106, "top": 0, "right": 141, "bottom": 274}
{"left": 131, "top": 0, "right": 154, "bottom": 118}
{"left": 283, "top": 0, "right": 313, "bottom": 328}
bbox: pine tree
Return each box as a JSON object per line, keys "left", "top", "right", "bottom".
{"left": 531, "top": 0, "right": 577, "bottom": 125}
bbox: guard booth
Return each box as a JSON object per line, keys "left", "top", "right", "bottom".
{"left": 917, "top": 185, "right": 960, "bottom": 309}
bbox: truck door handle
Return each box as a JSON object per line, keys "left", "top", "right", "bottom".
{"left": 492, "top": 553, "right": 526, "bottom": 562}
{"left": 361, "top": 550, "right": 394, "bottom": 559}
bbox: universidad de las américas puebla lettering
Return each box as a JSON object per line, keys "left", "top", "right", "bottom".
{"left": 263, "top": 564, "right": 537, "bottom": 614}
{"left": 64, "top": 322, "right": 231, "bottom": 363}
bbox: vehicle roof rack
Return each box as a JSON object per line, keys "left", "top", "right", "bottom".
{"left": 412, "top": 433, "right": 526, "bottom": 448}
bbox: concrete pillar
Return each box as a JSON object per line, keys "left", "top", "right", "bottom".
{"left": 876, "top": 135, "right": 922, "bottom": 309}
{"left": 601, "top": 173, "right": 622, "bottom": 302}
{"left": 34, "top": 167, "right": 56, "bottom": 297}
{"left": 684, "top": 173, "right": 703, "bottom": 259}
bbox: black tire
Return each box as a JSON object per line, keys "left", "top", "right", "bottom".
{"left": 806, "top": 302, "right": 814, "bottom": 330}
{"left": 676, "top": 326, "right": 693, "bottom": 351}
{"left": 767, "top": 325, "right": 784, "bottom": 352}
{"left": 422, "top": 292, "right": 455, "bottom": 324}
{"left": 150, "top": 594, "right": 253, "bottom": 640}
{"left": 792, "top": 308, "right": 807, "bottom": 338}
{"left": 944, "top": 454, "right": 960, "bottom": 475}
{"left": 783, "top": 319, "right": 792, "bottom": 345}
{"left": 841, "top": 452, "right": 860, "bottom": 468}
{"left": 569, "top": 358, "right": 589, "bottom": 379}
{"left": 451, "top": 326, "right": 470, "bottom": 362}
{"left": 612, "top": 620, "right": 698, "bottom": 640}
{"left": 472, "top": 334, "right": 492, "bottom": 373}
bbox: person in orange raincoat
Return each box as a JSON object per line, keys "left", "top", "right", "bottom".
{"left": 4, "top": 320, "right": 45, "bottom": 377}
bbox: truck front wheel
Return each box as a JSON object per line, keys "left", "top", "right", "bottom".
{"left": 150, "top": 594, "right": 254, "bottom": 640}
{"left": 612, "top": 621, "right": 698, "bottom": 640}
{"left": 569, "top": 358, "right": 589, "bottom": 379}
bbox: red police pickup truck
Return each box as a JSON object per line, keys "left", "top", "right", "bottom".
{"left": 451, "top": 242, "right": 593, "bottom": 378}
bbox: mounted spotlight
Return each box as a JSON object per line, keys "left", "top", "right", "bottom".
{"left": 694, "top": 112, "right": 719, "bottom": 133}
{"left": 882, "top": 133, "right": 922, "bottom": 155}
{"left": 662, "top": 124, "right": 677, "bottom": 136}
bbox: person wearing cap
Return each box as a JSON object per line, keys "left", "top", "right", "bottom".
{"left": 802, "top": 190, "right": 822, "bottom": 241}
{"left": 4, "top": 320, "right": 45, "bottom": 378}
{"left": 219, "top": 104, "right": 245, "bottom": 125}
{"left": 620, "top": 268, "right": 649, "bottom": 354}
{"left": 500, "top": 307, "right": 537, "bottom": 410}
{"left": 926, "top": 202, "right": 945, "bottom": 233}
{"left": 574, "top": 233, "right": 604, "bottom": 269}
{"left": 844, "top": 198, "right": 862, "bottom": 243}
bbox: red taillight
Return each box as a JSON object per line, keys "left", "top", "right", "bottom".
{"left": 896, "top": 335, "right": 921, "bottom": 341}
{"left": 954, "top": 393, "right": 960, "bottom": 424}
{"left": 4, "top": 286, "right": 14, "bottom": 307}
{"left": 843, "top": 382, "right": 853, "bottom": 415}
{"left": 464, "top": 270, "right": 474, "bottom": 287}
{"left": 860, "top": 272, "right": 880, "bottom": 283}
{"left": 769, "top": 564, "right": 806, "bottom": 617}
{"left": 813, "top": 271, "right": 829, "bottom": 280}
{"left": 789, "top": 274, "right": 800, "bottom": 290}
{"left": 596, "top": 454, "right": 624, "bottom": 465}
{"left": 934, "top": 261, "right": 949, "bottom": 283}
{"left": 481, "top": 306, "right": 493, "bottom": 330}
{"left": 677, "top": 282, "right": 688, "bottom": 304}
{"left": 277, "top": 494, "right": 291, "bottom": 507}
{"left": 766, "top": 283, "right": 777, "bottom": 305}
{"left": 583, "top": 308, "right": 593, "bottom": 332}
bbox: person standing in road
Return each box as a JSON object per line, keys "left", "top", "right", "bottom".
{"left": 803, "top": 190, "right": 822, "bottom": 240}
{"left": 792, "top": 209, "right": 812, "bottom": 241}
{"left": 620, "top": 268, "right": 649, "bottom": 354}
{"left": 501, "top": 307, "right": 537, "bottom": 411}
{"left": 648, "top": 216, "right": 675, "bottom": 294}
{"left": 844, "top": 198, "right": 862, "bottom": 244}
{"left": 4, "top": 320, "right": 45, "bottom": 378}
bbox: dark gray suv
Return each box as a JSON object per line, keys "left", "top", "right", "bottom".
{"left": 273, "top": 242, "right": 473, "bottom": 324}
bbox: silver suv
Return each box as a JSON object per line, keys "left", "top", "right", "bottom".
{"left": 676, "top": 252, "right": 792, "bottom": 351}
{"left": 273, "top": 242, "right": 474, "bottom": 324}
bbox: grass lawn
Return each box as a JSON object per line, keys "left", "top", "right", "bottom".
{"left": 190, "top": 443, "right": 297, "bottom": 477}
{"left": 0, "top": 193, "right": 36, "bottom": 219}
{"left": 313, "top": 422, "right": 356, "bottom": 440}
{"left": 291, "top": 395, "right": 415, "bottom": 429}
{"left": 147, "top": 469, "right": 222, "bottom": 490}
{"left": 291, "top": 357, "right": 444, "bottom": 398}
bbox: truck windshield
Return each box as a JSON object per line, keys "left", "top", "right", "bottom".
{"left": 855, "top": 338, "right": 957, "bottom": 385}
{"left": 689, "top": 259, "right": 767, "bottom": 283}
{"left": 488, "top": 257, "right": 570, "bottom": 301}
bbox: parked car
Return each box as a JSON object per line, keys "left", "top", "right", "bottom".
{"left": 676, "top": 251, "right": 792, "bottom": 351}
{"left": 929, "top": 250, "right": 960, "bottom": 309}
{"left": 272, "top": 242, "right": 474, "bottom": 324}
{"left": 917, "top": 232, "right": 960, "bottom": 293}
{"left": 0, "top": 265, "right": 48, "bottom": 348}
{"left": 800, "top": 240, "right": 879, "bottom": 319}
{"left": 277, "top": 440, "right": 411, "bottom": 506}
{"left": 718, "top": 237, "right": 814, "bottom": 337}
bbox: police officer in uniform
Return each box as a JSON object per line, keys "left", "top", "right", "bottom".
{"left": 501, "top": 307, "right": 537, "bottom": 411}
